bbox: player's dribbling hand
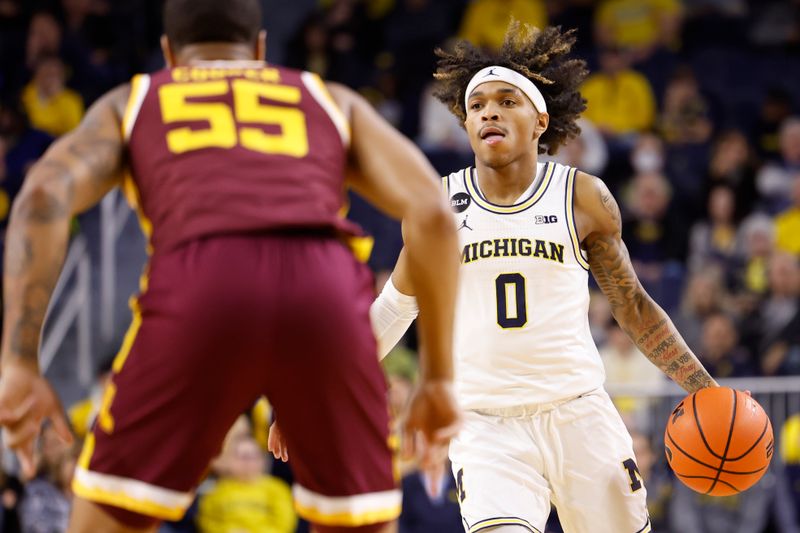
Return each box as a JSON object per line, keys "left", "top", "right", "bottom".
{"left": 401, "top": 379, "right": 461, "bottom": 473}
{"left": 268, "top": 420, "right": 288, "bottom": 462}
{"left": 0, "top": 360, "right": 73, "bottom": 479}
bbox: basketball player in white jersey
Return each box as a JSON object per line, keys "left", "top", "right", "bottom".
{"left": 270, "top": 23, "right": 719, "bottom": 533}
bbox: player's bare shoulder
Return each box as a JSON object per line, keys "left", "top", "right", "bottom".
{"left": 572, "top": 170, "right": 622, "bottom": 241}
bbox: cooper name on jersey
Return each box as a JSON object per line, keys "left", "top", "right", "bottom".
{"left": 461, "top": 237, "right": 565, "bottom": 264}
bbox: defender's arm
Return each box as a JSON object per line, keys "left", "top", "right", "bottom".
{"left": 575, "top": 171, "right": 717, "bottom": 393}
{"left": 0, "top": 85, "right": 128, "bottom": 475}
{"left": 328, "top": 82, "right": 458, "bottom": 382}
{"left": 2, "top": 85, "right": 128, "bottom": 369}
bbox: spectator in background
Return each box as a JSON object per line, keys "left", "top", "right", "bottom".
{"left": 25, "top": 12, "right": 62, "bottom": 73}
{"left": 659, "top": 66, "right": 712, "bottom": 146}
{"left": 594, "top": 0, "right": 683, "bottom": 62}
{"left": 21, "top": 55, "right": 84, "bottom": 137}
{"left": 630, "top": 132, "right": 665, "bottom": 175}
{"left": 600, "top": 325, "right": 664, "bottom": 391}
{"left": 417, "top": 82, "right": 471, "bottom": 155}
{"left": 580, "top": 45, "right": 656, "bottom": 139}
{"left": 399, "top": 459, "right": 462, "bottom": 533}
{"left": 61, "top": 0, "right": 116, "bottom": 66}
{"left": 23, "top": 8, "right": 113, "bottom": 102}
{"left": 698, "top": 312, "right": 755, "bottom": 378}
{"left": 687, "top": 185, "right": 738, "bottom": 274}
{"left": 757, "top": 116, "right": 800, "bottom": 215}
{"left": 599, "top": 325, "right": 664, "bottom": 421}
{"left": 762, "top": 303, "right": 800, "bottom": 376}
{"left": 285, "top": 11, "right": 330, "bottom": 76}
{"left": 674, "top": 271, "right": 725, "bottom": 353}
{"left": 704, "top": 129, "right": 757, "bottom": 219}
{"left": 668, "top": 466, "right": 772, "bottom": 533}
{"left": 18, "top": 428, "right": 77, "bottom": 533}
{"left": 546, "top": 118, "right": 609, "bottom": 177}
{"left": 588, "top": 290, "right": 614, "bottom": 348}
{"left": 622, "top": 171, "right": 687, "bottom": 307}
{"left": 732, "top": 214, "right": 775, "bottom": 298}
{"left": 458, "top": 0, "right": 547, "bottom": 52}
{"left": 742, "top": 252, "right": 800, "bottom": 357}
{"left": 754, "top": 87, "right": 794, "bottom": 161}
{"left": 0, "top": 103, "right": 53, "bottom": 181}
{"left": 196, "top": 437, "right": 296, "bottom": 533}
{"left": 775, "top": 173, "right": 800, "bottom": 256}
{"left": 630, "top": 431, "right": 672, "bottom": 532}
{"left": 659, "top": 66, "right": 714, "bottom": 207}
{"left": 758, "top": 253, "right": 800, "bottom": 376}
{"left": 383, "top": 0, "right": 459, "bottom": 138}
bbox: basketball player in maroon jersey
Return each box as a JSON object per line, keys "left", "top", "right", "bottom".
{"left": 0, "top": 0, "right": 461, "bottom": 531}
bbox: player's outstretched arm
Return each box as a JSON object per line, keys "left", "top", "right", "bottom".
{"left": 0, "top": 85, "right": 128, "bottom": 476}
{"left": 576, "top": 171, "right": 718, "bottom": 393}
{"left": 328, "top": 82, "right": 461, "bottom": 449}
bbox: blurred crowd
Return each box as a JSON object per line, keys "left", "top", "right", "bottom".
{"left": 2, "top": 0, "right": 800, "bottom": 532}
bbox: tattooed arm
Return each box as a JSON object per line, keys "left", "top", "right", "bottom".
{"left": 0, "top": 85, "right": 129, "bottom": 475}
{"left": 574, "top": 171, "right": 718, "bottom": 393}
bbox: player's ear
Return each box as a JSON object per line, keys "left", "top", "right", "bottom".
{"left": 533, "top": 111, "right": 549, "bottom": 139}
{"left": 161, "top": 35, "right": 176, "bottom": 68}
{"left": 256, "top": 30, "right": 267, "bottom": 61}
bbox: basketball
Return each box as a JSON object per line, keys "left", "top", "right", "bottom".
{"left": 664, "top": 387, "right": 774, "bottom": 497}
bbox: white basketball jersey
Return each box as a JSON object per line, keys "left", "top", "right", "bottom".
{"left": 444, "top": 161, "right": 605, "bottom": 410}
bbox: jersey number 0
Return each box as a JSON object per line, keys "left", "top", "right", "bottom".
{"left": 158, "top": 79, "right": 309, "bottom": 157}
{"left": 495, "top": 273, "right": 527, "bottom": 328}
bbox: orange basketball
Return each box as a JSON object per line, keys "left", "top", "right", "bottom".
{"left": 664, "top": 387, "right": 773, "bottom": 496}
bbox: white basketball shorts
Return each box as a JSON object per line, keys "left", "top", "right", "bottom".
{"left": 449, "top": 389, "right": 651, "bottom": 533}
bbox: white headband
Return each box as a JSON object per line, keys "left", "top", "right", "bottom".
{"left": 464, "top": 65, "right": 547, "bottom": 114}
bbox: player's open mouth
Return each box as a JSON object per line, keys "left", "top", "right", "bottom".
{"left": 480, "top": 126, "right": 506, "bottom": 145}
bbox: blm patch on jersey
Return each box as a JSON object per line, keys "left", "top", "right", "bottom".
{"left": 450, "top": 192, "right": 471, "bottom": 213}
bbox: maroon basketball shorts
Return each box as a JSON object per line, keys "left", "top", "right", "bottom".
{"left": 72, "top": 233, "right": 399, "bottom": 527}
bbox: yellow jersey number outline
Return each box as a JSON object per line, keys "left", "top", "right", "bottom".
{"left": 158, "top": 79, "right": 309, "bottom": 157}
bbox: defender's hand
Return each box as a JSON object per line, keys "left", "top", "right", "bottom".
{"left": 268, "top": 420, "right": 288, "bottom": 462}
{"left": 402, "top": 379, "right": 461, "bottom": 470}
{"left": 0, "top": 360, "right": 73, "bottom": 478}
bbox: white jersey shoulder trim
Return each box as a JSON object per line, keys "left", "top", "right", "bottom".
{"left": 301, "top": 71, "right": 351, "bottom": 148}
{"left": 564, "top": 166, "right": 590, "bottom": 270}
{"left": 122, "top": 74, "right": 150, "bottom": 142}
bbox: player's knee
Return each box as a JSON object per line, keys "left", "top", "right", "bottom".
{"left": 312, "top": 521, "right": 392, "bottom": 533}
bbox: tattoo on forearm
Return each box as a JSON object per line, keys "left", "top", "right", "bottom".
{"left": 4, "top": 232, "right": 33, "bottom": 277}
{"left": 587, "top": 235, "right": 641, "bottom": 313}
{"left": 13, "top": 161, "right": 75, "bottom": 223}
{"left": 9, "top": 282, "right": 52, "bottom": 361}
{"left": 588, "top": 223, "right": 714, "bottom": 393}
{"left": 67, "top": 136, "right": 122, "bottom": 183}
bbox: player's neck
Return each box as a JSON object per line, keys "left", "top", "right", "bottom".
{"left": 176, "top": 44, "right": 259, "bottom": 65}
{"left": 474, "top": 155, "right": 539, "bottom": 206}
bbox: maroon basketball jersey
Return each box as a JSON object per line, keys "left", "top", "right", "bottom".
{"left": 123, "top": 62, "right": 359, "bottom": 253}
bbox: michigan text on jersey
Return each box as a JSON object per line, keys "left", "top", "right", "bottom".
{"left": 461, "top": 238, "right": 565, "bottom": 264}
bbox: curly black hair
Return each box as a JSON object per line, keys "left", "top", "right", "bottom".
{"left": 434, "top": 22, "right": 588, "bottom": 155}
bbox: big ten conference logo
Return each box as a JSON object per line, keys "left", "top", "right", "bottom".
{"left": 451, "top": 192, "right": 471, "bottom": 213}
{"left": 534, "top": 214, "right": 558, "bottom": 224}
